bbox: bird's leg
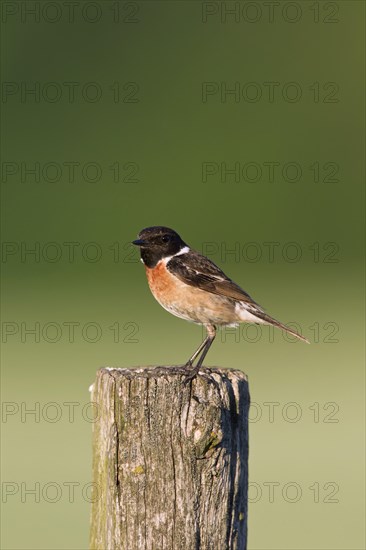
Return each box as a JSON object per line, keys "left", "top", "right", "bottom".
{"left": 184, "top": 335, "right": 210, "bottom": 367}
{"left": 184, "top": 325, "right": 216, "bottom": 381}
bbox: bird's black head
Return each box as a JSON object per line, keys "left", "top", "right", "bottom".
{"left": 132, "top": 226, "right": 188, "bottom": 267}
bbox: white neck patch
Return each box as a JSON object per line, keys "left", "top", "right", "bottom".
{"left": 162, "top": 246, "right": 190, "bottom": 265}
{"left": 175, "top": 246, "right": 190, "bottom": 256}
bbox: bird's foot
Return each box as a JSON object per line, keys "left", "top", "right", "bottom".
{"left": 183, "top": 361, "right": 199, "bottom": 384}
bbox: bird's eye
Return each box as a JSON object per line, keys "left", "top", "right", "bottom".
{"left": 161, "top": 235, "right": 170, "bottom": 243}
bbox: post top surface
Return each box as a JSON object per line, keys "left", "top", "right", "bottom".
{"left": 98, "top": 365, "right": 248, "bottom": 381}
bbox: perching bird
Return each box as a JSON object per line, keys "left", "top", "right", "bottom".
{"left": 132, "top": 226, "right": 309, "bottom": 378}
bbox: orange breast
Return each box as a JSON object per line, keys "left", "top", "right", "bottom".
{"left": 145, "top": 261, "right": 179, "bottom": 301}
{"left": 144, "top": 260, "right": 238, "bottom": 325}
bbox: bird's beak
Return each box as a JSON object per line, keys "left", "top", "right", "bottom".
{"left": 132, "top": 239, "right": 146, "bottom": 246}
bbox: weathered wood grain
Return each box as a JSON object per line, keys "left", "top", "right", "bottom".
{"left": 90, "top": 366, "right": 249, "bottom": 550}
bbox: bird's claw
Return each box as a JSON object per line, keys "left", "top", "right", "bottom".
{"left": 183, "top": 361, "right": 199, "bottom": 384}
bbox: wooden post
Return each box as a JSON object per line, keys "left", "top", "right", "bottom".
{"left": 90, "top": 366, "right": 249, "bottom": 550}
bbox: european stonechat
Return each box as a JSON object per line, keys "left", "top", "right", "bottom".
{"left": 133, "top": 226, "right": 309, "bottom": 378}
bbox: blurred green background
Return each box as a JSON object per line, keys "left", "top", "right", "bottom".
{"left": 1, "top": 1, "right": 364, "bottom": 548}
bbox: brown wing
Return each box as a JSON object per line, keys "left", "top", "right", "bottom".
{"left": 167, "top": 251, "right": 309, "bottom": 342}
{"left": 167, "top": 251, "right": 264, "bottom": 310}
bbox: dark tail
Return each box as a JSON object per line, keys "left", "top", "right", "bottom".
{"left": 257, "top": 312, "right": 310, "bottom": 343}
